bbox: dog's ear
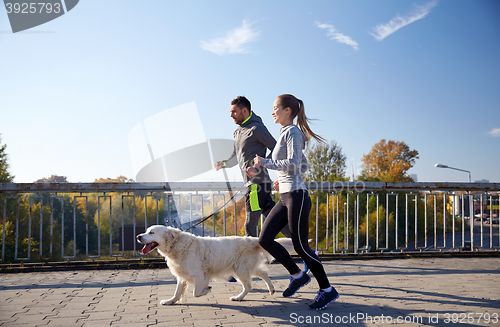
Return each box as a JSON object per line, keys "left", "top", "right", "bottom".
{"left": 163, "top": 227, "right": 177, "bottom": 252}
{"left": 164, "top": 227, "right": 178, "bottom": 240}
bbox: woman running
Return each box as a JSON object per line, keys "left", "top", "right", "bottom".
{"left": 247, "top": 94, "right": 339, "bottom": 310}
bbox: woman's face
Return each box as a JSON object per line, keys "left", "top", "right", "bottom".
{"left": 272, "top": 98, "right": 291, "bottom": 125}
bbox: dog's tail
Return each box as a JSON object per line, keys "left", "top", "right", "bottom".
{"left": 260, "top": 238, "right": 297, "bottom": 264}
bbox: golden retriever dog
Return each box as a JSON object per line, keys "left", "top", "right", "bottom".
{"left": 136, "top": 225, "right": 294, "bottom": 304}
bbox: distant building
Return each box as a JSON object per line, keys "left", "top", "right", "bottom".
{"left": 474, "top": 179, "right": 490, "bottom": 183}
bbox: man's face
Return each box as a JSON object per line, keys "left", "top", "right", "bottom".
{"left": 230, "top": 105, "right": 248, "bottom": 125}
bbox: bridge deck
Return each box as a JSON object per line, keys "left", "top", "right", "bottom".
{"left": 1, "top": 257, "right": 499, "bottom": 326}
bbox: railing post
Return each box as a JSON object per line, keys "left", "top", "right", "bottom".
{"left": 121, "top": 193, "right": 134, "bottom": 257}
{"left": 74, "top": 195, "right": 86, "bottom": 259}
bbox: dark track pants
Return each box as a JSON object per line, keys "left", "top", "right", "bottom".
{"left": 258, "top": 189, "right": 330, "bottom": 289}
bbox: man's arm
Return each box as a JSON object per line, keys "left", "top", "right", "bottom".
{"left": 214, "top": 142, "right": 238, "bottom": 171}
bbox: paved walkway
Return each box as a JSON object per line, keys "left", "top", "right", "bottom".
{"left": 0, "top": 258, "right": 499, "bottom": 327}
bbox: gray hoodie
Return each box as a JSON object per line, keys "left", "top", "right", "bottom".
{"left": 261, "top": 125, "right": 309, "bottom": 193}
{"left": 223, "top": 112, "right": 276, "bottom": 185}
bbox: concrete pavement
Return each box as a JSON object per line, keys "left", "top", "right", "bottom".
{"left": 0, "top": 257, "right": 499, "bottom": 327}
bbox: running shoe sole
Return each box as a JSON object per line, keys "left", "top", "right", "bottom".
{"left": 309, "top": 292, "right": 340, "bottom": 310}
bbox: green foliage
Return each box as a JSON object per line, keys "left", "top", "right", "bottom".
{"left": 35, "top": 175, "right": 68, "bottom": 183}
{"left": 304, "top": 141, "right": 347, "bottom": 182}
{"left": 94, "top": 176, "right": 134, "bottom": 183}
{"left": 0, "top": 221, "right": 15, "bottom": 261}
{"left": 307, "top": 190, "right": 461, "bottom": 253}
{"left": 302, "top": 140, "right": 349, "bottom": 248}
{"left": 0, "top": 189, "right": 175, "bottom": 262}
{"left": 0, "top": 135, "right": 14, "bottom": 183}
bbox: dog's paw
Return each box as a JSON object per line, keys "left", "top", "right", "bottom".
{"left": 269, "top": 289, "right": 275, "bottom": 295}
{"left": 160, "top": 298, "right": 177, "bottom": 305}
{"left": 230, "top": 295, "right": 244, "bottom": 301}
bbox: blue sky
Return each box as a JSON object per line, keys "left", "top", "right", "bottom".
{"left": 1, "top": 0, "right": 499, "bottom": 183}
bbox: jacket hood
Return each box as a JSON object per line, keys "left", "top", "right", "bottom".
{"left": 240, "top": 111, "right": 264, "bottom": 127}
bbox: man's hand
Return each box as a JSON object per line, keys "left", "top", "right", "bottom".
{"left": 273, "top": 180, "right": 279, "bottom": 192}
{"left": 246, "top": 167, "right": 257, "bottom": 178}
{"left": 214, "top": 161, "right": 224, "bottom": 171}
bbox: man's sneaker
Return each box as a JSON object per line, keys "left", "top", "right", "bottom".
{"left": 283, "top": 273, "right": 311, "bottom": 297}
{"left": 308, "top": 287, "right": 340, "bottom": 310}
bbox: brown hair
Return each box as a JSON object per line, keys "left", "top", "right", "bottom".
{"left": 276, "top": 94, "right": 325, "bottom": 144}
{"left": 231, "top": 96, "right": 251, "bottom": 112}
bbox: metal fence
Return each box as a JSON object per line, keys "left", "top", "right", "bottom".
{"left": 1, "top": 181, "right": 499, "bottom": 263}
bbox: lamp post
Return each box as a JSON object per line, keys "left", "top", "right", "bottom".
{"left": 434, "top": 163, "right": 471, "bottom": 182}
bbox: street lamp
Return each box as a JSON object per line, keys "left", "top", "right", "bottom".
{"left": 434, "top": 163, "right": 471, "bottom": 182}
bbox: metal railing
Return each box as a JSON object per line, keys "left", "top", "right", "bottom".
{"left": 1, "top": 181, "right": 499, "bottom": 263}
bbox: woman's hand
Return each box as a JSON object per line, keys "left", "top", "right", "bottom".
{"left": 254, "top": 155, "right": 263, "bottom": 167}
{"left": 273, "top": 180, "right": 279, "bottom": 192}
{"left": 246, "top": 167, "right": 257, "bottom": 178}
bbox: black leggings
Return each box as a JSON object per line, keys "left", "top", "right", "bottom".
{"left": 259, "top": 189, "right": 330, "bottom": 289}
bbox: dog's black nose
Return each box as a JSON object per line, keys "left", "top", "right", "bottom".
{"left": 136, "top": 235, "right": 141, "bottom": 241}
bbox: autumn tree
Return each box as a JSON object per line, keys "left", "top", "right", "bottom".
{"left": 304, "top": 141, "right": 347, "bottom": 182}
{"left": 361, "top": 139, "right": 419, "bottom": 182}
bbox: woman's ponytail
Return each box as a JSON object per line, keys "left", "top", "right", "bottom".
{"left": 278, "top": 94, "right": 325, "bottom": 144}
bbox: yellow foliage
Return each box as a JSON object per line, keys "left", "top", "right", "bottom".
{"left": 362, "top": 139, "right": 419, "bottom": 182}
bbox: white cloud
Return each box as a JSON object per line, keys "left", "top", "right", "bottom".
{"left": 488, "top": 128, "right": 500, "bottom": 137}
{"left": 200, "top": 20, "right": 259, "bottom": 55}
{"left": 315, "top": 22, "right": 359, "bottom": 51}
{"left": 369, "top": 1, "right": 437, "bottom": 41}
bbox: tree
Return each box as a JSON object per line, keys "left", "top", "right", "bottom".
{"left": 303, "top": 141, "right": 347, "bottom": 182}
{"left": 94, "top": 176, "right": 134, "bottom": 183}
{"left": 0, "top": 136, "right": 16, "bottom": 262}
{"left": 0, "top": 135, "right": 14, "bottom": 183}
{"left": 35, "top": 175, "right": 68, "bottom": 183}
{"left": 361, "top": 139, "right": 419, "bottom": 182}
{"left": 302, "top": 141, "right": 347, "bottom": 248}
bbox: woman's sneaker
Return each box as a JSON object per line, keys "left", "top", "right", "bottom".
{"left": 308, "top": 287, "right": 340, "bottom": 310}
{"left": 283, "top": 273, "right": 311, "bottom": 297}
